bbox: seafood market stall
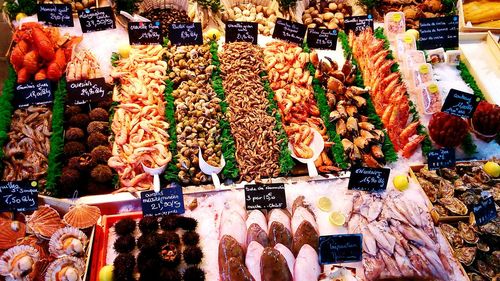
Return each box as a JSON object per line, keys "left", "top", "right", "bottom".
{"left": 0, "top": 0, "right": 499, "bottom": 280}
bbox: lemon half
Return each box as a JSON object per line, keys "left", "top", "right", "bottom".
{"left": 318, "top": 197, "right": 332, "bottom": 212}
{"left": 329, "top": 211, "right": 345, "bottom": 226}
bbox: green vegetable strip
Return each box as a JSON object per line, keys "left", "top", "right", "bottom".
{"left": 373, "top": 27, "right": 399, "bottom": 73}
{"left": 261, "top": 74, "right": 295, "bottom": 175}
{"left": 339, "top": 31, "right": 398, "bottom": 163}
{"left": 210, "top": 40, "right": 239, "bottom": 180}
{"left": 108, "top": 100, "right": 120, "bottom": 188}
{"left": 0, "top": 65, "right": 17, "bottom": 174}
{"left": 163, "top": 79, "right": 180, "bottom": 182}
{"left": 45, "top": 78, "right": 67, "bottom": 196}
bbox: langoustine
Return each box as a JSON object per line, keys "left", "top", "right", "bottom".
{"left": 219, "top": 42, "right": 281, "bottom": 181}
{"left": 349, "top": 29, "right": 423, "bottom": 158}
{"left": 108, "top": 45, "right": 172, "bottom": 192}
{"left": 2, "top": 106, "right": 52, "bottom": 187}
{"left": 167, "top": 43, "right": 222, "bottom": 184}
{"left": 263, "top": 41, "right": 339, "bottom": 173}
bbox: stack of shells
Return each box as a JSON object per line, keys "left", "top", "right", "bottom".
{"left": 221, "top": 0, "right": 279, "bottom": 35}
{"left": 59, "top": 101, "right": 115, "bottom": 197}
{"left": 167, "top": 44, "right": 222, "bottom": 185}
{"left": 302, "top": 0, "right": 352, "bottom": 30}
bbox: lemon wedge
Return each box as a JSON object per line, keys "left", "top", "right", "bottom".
{"left": 318, "top": 197, "right": 332, "bottom": 212}
{"left": 393, "top": 175, "right": 409, "bottom": 191}
{"left": 329, "top": 211, "right": 345, "bottom": 226}
{"left": 405, "top": 29, "right": 419, "bottom": 40}
{"left": 205, "top": 28, "right": 221, "bottom": 41}
{"left": 16, "top": 13, "right": 27, "bottom": 22}
{"left": 484, "top": 161, "right": 500, "bottom": 177}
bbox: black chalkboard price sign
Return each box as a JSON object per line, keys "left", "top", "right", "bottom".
{"left": 0, "top": 181, "right": 39, "bottom": 212}
{"left": 225, "top": 21, "right": 258, "bottom": 44}
{"left": 319, "top": 234, "right": 363, "bottom": 264}
{"left": 473, "top": 196, "right": 497, "bottom": 226}
{"left": 272, "top": 18, "right": 307, "bottom": 45}
{"left": 67, "top": 78, "right": 111, "bottom": 105}
{"left": 441, "top": 88, "right": 479, "bottom": 118}
{"left": 244, "top": 183, "right": 286, "bottom": 210}
{"left": 15, "top": 80, "right": 53, "bottom": 108}
{"left": 168, "top": 22, "right": 203, "bottom": 46}
{"left": 78, "top": 7, "right": 115, "bottom": 33}
{"left": 344, "top": 15, "right": 374, "bottom": 35}
{"left": 306, "top": 28, "right": 338, "bottom": 50}
{"left": 128, "top": 21, "right": 163, "bottom": 45}
{"left": 37, "top": 4, "right": 74, "bottom": 27}
{"left": 141, "top": 186, "right": 185, "bottom": 217}
{"left": 427, "top": 147, "right": 455, "bottom": 170}
{"left": 348, "top": 167, "right": 390, "bottom": 192}
{"left": 419, "top": 16, "right": 458, "bottom": 50}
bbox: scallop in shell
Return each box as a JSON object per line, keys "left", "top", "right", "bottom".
{"left": 0, "top": 220, "right": 26, "bottom": 250}
{"left": 26, "top": 206, "right": 64, "bottom": 239}
{"left": 0, "top": 245, "right": 40, "bottom": 280}
{"left": 49, "top": 227, "right": 88, "bottom": 258}
{"left": 63, "top": 205, "right": 101, "bottom": 229}
{"left": 44, "top": 256, "right": 85, "bottom": 281}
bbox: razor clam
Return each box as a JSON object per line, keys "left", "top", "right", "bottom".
{"left": 438, "top": 197, "right": 468, "bottom": 215}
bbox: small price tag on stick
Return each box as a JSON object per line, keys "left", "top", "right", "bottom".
{"left": 225, "top": 21, "right": 258, "bottom": 44}
{"left": 441, "top": 89, "right": 479, "bottom": 118}
{"left": 128, "top": 21, "right": 163, "bottom": 45}
{"left": 78, "top": 7, "right": 115, "bottom": 33}
{"left": 66, "top": 78, "right": 111, "bottom": 105}
{"left": 306, "top": 28, "right": 338, "bottom": 50}
{"left": 244, "top": 183, "right": 286, "bottom": 210}
{"left": 15, "top": 80, "right": 53, "bottom": 108}
{"left": 348, "top": 167, "right": 390, "bottom": 193}
{"left": 0, "top": 181, "right": 39, "bottom": 212}
{"left": 168, "top": 22, "right": 203, "bottom": 46}
{"left": 427, "top": 147, "right": 455, "bottom": 170}
{"left": 37, "top": 4, "right": 73, "bottom": 27}
{"left": 272, "top": 18, "right": 307, "bottom": 45}
{"left": 473, "top": 196, "right": 497, "bottom": 226}
{"left": 141, "top": 186, "right": 185, "bottom": 217}
{"left": 319, "top": 234, "right": 363, "bottom": 264}
{"left": 344, "top": 15, "right": 374, "bottom": 35}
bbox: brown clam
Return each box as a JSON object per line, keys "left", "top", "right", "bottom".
{"left": 438, "top": 197, "right": 468, "bottom": 215}
{"left": 455, "top": 246, "right": 477, "bottom": 266}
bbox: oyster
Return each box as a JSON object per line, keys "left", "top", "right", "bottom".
{"left": 0, "top": 245, "right": 40, "bottom": 280}
{"left": 417, "top": 178, "right": 438, "bottom": 202}
{"left": 458, "top": 222, "right": 479, "bottom": 244}
{"left": 440, "top": 224, "right": 463, "bottom": 248}
{"left": 438, "top": 197, "right": 468, "bottom": 215}
{"left": 454, "top": 179, "right": 468, "bottom": 192}
{"left": 48, "top": 227, "right": 88, "bottom": 258}
{"left": 479, "top": 220, "right": 500, "bottom": 236}
{"left": 476, "top": 240, "right": 490, "bottom": 252}
{"left": 437, "top": 168, "right": 459, "bottom": 180}
{"left": 458, "top": 190, "right": 481, "bottom": 206}
{"left": 468, "top": 273, "right": 487, "bottom": 281}
{"left": 476, "top": 259, "right": 495, "bottom": 278}
{"left": 26, "top": 205, "right": 64, "bottom": 239}
{"left": 62, "top": 204, "right": 100, "bottom": 229}
{"left": 418, "top": 167, "right": 441, "bottom": 183}
{"left": 44, "top": 256, "right": 85, "bottom": 281}
{"left": 455, "top": 246, "right": 476, "bottom": 266}
{"left": 433, "top": 205, "right": 448, "bottom": 216}
{"left": 438, "top": 179, "right": 454, "bottom": 198}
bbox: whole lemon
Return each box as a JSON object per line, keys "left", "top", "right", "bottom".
{"left": 484, "top": 161, "right": 500, "bottom": 177}
{"left": 405, "top": 29, "right": 419, "bottom": 40}
{"left": 99, "top": 265, "right": 114, "bottom": 281}
{"left": 393, "top": 175, "right": 409, "bottom": 191}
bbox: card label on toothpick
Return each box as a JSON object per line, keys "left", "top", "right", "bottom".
{"left": 0, "top": 181, "right": 39, "bottom": 212}
{"left": 473, "top": 196, "right": 497, "bottom": 226}
{"left": 348, "top": 167, "right": 390, "bottom": 192}
{"left": 128, "top": 21, "right": 163, "bottom": 45}
{"left": 441, "top": 89, "right": 479, "bottom": 118}
{"left": 427, "top": 147, "right": 455, "bottom": 170}
{"left": 307, "top": 28, "right": 338, "bottom": 50}
{"left": 225, "top": 21, "right": 258, "bottom": 44}
{"left": 78, "top": 7, "right": 115, "bottom": 33}
{"left": 319, "top": 234, "right": 363, "bottom": 264}
{"left": 67, "top": 78, "right": 110, "bottom": 105}
{"left": 419, "top": 16, "right": 458, "bottom": 49}
{"left": 37, "top": 4, "right": 73, "bottom": 27}
{"left": 344, "top": 15, "right": 374, "bottom": 35}
{"left": 244, "top": 183, "right": 286, "bottom": 210}
{"left": 15, "top": 80, "right": 53, "bottom": 108}
{"left": 272, "top": 18, "right": 307, "bottom": 45}
{"left": 141, "top": 186, "right": 185, "bottom": 217}
{"left": 168, "top": 22, "right": 203, "bottom": 46}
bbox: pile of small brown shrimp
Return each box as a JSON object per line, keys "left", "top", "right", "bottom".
{"left": 219, "top": 42, "right": 281, "bottom": 182}
{"left": 263, "top": 41, "right": 339, "bottom": 173}
{"left": 108, "top": 45, "right": 172, "bottom": 192}
{"left": 2, "top": 106, "right": 52, "bottom": 186}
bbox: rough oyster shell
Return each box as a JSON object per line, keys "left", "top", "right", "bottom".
{"left": 44, "top": 256, "right": 84, "bottom": 281}
{"left": 455, "top": 246, "right": 476, "bottom": 266}
{"left": 458, "top": 222, "right": 479, "bottom": 244}
{"left": 0, "top": 220, "right": 26, "bottom": 250}
{"left": 438, "top": 197, "right": 468, "bottom": 215}
{"left": 440, "top": 224, "right": 463, "bottom": 248}
{"left": 49, "top": 227, "right": 88, "bottom": 258}
{"left": 0, "top": 245, "right": 40, "bottom": 280}
{"left": 438, "top": 179, "right": 454, "bottom": 198}
{"left": 26, "top": 206, "right": 64, "bottom": 239}
{"left": 63, "top": 205, "right": 100, "bottom": 229}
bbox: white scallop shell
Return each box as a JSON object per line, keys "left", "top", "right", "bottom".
{"left": 48, "top": 227, "right": 88, "bottom": 258}
{"left": 44, "top": 256, "right": 85, "bottom": 281}
{"left": 0, "top": 245, "right": 40, "bottom": 281}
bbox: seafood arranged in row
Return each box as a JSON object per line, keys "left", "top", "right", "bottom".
{"left": 219, "top": 42, "right": 281, "bottom": 181}
{"left": 218, "top": 197, "right": 320, "bottom": 281}
{"left": 414, "top": 161, "right": 500, "bottom": 280}
{"left": 66, "top": 49, "right": 103, "bottom": 82}
{"left": 221, "top": 0, "right": 279, "bottom": 35}
{"left": 10, "top": 22, "right": 80, "bottom": 84}
{"left": 263, "top": 41, "right": 338, "bottom": 172}
{"left": 167, "top": 44, "right": 222, "bottom": 184}
{"left": 0, "top": 204, "right": 99, "bottom": 280}
{"left": 315, "top": 56, "right": 386, "bottom": 167}
{"left": 109, "top": 45, "right": 172, "bottom": 192}
{"left": 110, "top": 214, "right": 204, "bottom": 280}
{"left": 349, "top": 29, "right": 423, "bottom": 158}
{"left": 347, "top": 191, "right": 454, "bottom": 280}
{"left": 2, "top": 106, "right": 52, "bottom": 187}
{"left": 59, "top": 100, "right": 115, "bottom": 197}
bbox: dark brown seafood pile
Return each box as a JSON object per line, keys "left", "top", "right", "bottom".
{"left": 219, "top": 42, "right": 281, "bottom": 181}
{"left": 141, "top": 8, "right": 190, "bottom": 38}
{"left": 415, "top": 160, "right": 500, "bottom": 280}
{"left": 2, "top": 106, "right": 52, "bottom": 187}
{"left": 167, "top": 44, "right": 222, "bottom": 184}
{"left": 59, "top": 100, "right": 115, "bottom": 196}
